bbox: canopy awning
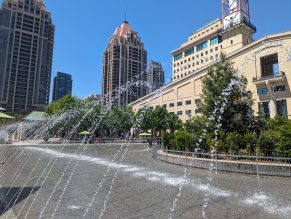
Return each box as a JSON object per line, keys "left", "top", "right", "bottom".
{"left": 0, "top": 112, "right": 14, "bottom": 119}
{"left": 79, "top": 131, "right": 93, "bottom": 135}
{"left": 138, "top": 133, "right": 151, "bottom": 136}
{"left": 0, "top": 107, "right": 6, "bottom": 111}
{"left": 25, "top": 111, "right": 46, "bottom": 121}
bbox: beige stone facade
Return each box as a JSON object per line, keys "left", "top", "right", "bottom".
{"left": 131, "top": 19, "right": 291, "bottom": 122}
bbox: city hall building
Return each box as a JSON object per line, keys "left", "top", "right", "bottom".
{"left": 131, "top": 0, "right": 291, "bottom": 122}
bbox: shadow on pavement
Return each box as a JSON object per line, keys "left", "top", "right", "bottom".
{"left": 0, "top": 187, "right": 40, "bottom": 216}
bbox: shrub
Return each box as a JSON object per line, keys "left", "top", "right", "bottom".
{"left": 173, "top": 130, "right": 193, "bottom": 151}
{"left": 244, "top": 132, "right": 258, "bottom": 155}
{"left": 257, "top": 130, "right": 278, "bottom": 156}
{"left": 163, "top": 132, "right": 175, "bottom": 150}
{"left": 225, "top": 132, "right": 243, "bottom": 154}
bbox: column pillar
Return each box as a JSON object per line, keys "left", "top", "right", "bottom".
{"left": 269, "top": 99, "right": 277, "bottom": 118}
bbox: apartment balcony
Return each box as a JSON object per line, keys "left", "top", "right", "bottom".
{"left": 253, "top": 71, "right": 286, "bottom": 85}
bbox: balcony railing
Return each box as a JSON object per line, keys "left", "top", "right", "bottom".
{"left": 253, "top": 71, "right": 286, "bottom": 84}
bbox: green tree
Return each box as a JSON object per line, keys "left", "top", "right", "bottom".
{"left": 136, "top": 106, "right": 182, "bottom": 137}
{"left": 135, "top": 106, "right": 154, "bottom": 132}
{"left": 166, "top": 112, "right": 182, "bottom": 133}
{"left": 45, "top": 95, "right": 79, "bottom": 116}
{"left": 151, "top": 105, "right": 169, "bottom": 135}
{"left": 201, "top": 54, "right": 255, "bottom": 142}
{"left": 104, "top": 106, "right": 134, "bottom": 137}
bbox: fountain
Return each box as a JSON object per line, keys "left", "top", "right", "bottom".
{"left": 0, "top": 55, "right": 291, "bottom": 219}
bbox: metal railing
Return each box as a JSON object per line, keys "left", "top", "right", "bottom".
{"left": 253, "top": 71, "right": 285, "bottom": 82}
{"left": 158, "top": 149, "right": 291, "bottom": 177}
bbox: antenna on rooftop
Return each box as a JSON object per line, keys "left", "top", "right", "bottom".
{"left": 222, "top": 0, "right": 251, "bottom": 30}
{"left": 124, "top": 2, "right": 128, "bottom": 22}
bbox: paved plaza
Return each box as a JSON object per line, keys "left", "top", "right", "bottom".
{"left": 0, "top": 144, "right": 291, "bottom": 219}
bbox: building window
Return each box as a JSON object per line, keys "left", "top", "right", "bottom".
{"left": 163, "top": 104, "right": 167, "bottom": 108}
{"left": 231, "top": 40, "right": 233, "bottom": 45}
{"left": 215, "top": 47, "right": 219, "bottom": 51}
{"left": 174, "top": 53, "right": 183, "bottom": 61}
{"left": 197, "top": 41, "right": 208, "bottom": 51}
{"left": 210, "top": 36, "right": 222, "bottom": 46}
{"left": 177, "top": 102, "right": 183, "bottom": 106}
{"left": 169, "top": 103, "right": 175, "bottom": 107}
{"left": 210, "top": 49, "right": 213, "bottom": 53}
{"left": 186, "top": 110, "right": 192, "bottom": 115}
{"left": 275, "top": 85, "right": 286, "bottom": 92}
{"left": 195, "top": 99, "right": 202, "bottom": 105}
{"left": 186, "top": 100, "right": 192, "bottom": 105}
{"left": 277, "top": 99, "right": 288, "bottom": 117}
{"left": 195, "top": 108, "right": 202, "bottom": 114}
{"left": 258, "top": 102, "right": 270, "bottom": 118}
{"left": 261, "top": 54, "right": 279, "bottom": 77}
{"left": 257, "top": 88, "right": 269, "bottom": 95}
{"left": 192, "top": 57, "right": 195, "bottom": 60}
{"left": 177, "top": 111, "right": 183, "bottom": 115}
{"left": 185, "top": 47, "right": 194, "bottom": 56}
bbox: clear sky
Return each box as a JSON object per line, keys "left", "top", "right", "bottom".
{"left": 43, "top": 0, "right": 291, "bottom": 98}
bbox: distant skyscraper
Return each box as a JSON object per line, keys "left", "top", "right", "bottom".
{"left": 145, "top": 60, "right": 165, "bottom": 94}
{"left": 52, "top": 72, "right": 72, "bottom": 102}
{"left": 102, "top": 21, "right": 147, "bottom": 106}
{"left": 0, "top": 0, "right": 54, "bottom": 113}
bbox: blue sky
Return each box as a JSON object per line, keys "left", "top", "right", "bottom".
{"left": 44, "top": 0, "right": 291, "bottom": 98}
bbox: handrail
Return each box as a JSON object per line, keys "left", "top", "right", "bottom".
{"left": 166, "top": 149, "right": 291, "bottom": 161}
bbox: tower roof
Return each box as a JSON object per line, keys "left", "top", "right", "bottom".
{"left": 113, "top": 21, "right": 132, "bottom": 37}
{"left": 4, "top": 0, "right": 46, "bottom": 11}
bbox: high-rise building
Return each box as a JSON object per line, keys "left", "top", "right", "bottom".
{"left": 52, "top": 72, "right": 72, "bottom": 102}
{"left": 145, "top": 60, "right": 165, "bottom": 94}
{"left": 0, "top": 0, "right": 54, "bottom": 113}
{"left": 102, "top": 21, "right": 147, "bottom": 107}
